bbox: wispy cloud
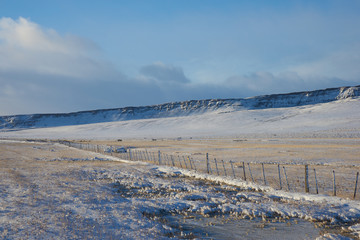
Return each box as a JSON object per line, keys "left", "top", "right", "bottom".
{"left": 288, "top": 44, "right": 360, "bottom": 82}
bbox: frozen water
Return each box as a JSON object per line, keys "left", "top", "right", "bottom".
{"left": 165, "top": 214, "right": 321, "bottom": 239}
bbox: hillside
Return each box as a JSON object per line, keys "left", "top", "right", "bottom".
{"left": 1, "top": 85, "right": 359, "bottom": 131}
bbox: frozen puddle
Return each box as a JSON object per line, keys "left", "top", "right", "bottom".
{"left": 165, "top": 214, "right": 320, "bottom": 239}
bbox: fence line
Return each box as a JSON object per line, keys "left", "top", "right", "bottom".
{"left": 59, "top": 141, "right": 360, "bottom": 200}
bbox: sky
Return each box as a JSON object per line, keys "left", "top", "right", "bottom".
{"left": 1, "top": 0, "right": 360, "bottom": 115}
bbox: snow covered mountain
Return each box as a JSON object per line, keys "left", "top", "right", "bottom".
{"left": 1, "top": 85, "right": 359, "bottom": 130}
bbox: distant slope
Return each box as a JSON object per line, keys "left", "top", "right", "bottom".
{"left": 1, "top": 85, "right": 359, "bottom": 130}
{"left": 1, "top": 97, "right": 359, "bottom": 139}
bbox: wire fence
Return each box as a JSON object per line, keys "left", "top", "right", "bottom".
{"left": 59, "top": 141, "right": 360, "bottom": 200}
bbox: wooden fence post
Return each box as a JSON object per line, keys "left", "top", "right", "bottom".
{"left": 171, "top": 156, "right": 175, "bottom": 167}
{"left": 262, "top": 163, "right": 267, "bottom": 185}
{"left": 314, "top": 168, "right": 319, "bottom": 194}
{"left": 188, "top": 156, "right": 193, "bottom": 170}
{"left": 283, "top": 166, "right": 290, "bottom": 191}
{"left": 145, "top": 150, "right": 149, "bottom": 162}
{"left": 147, "top": 151, "right": 151, "bottom": 162}
{"left": 278, "top": 164, "right": 282, "bottom": 190}
{"left": 354, "top": 172, "right": 359, "bottom": 200}
{"left": 214, "top": 158, "right": 219, "bottom": 175}
{"left": 158, "top": 150, "right": 161, "bottom": 165}
{"left": 230, "top": 161, "right": 236, "bottom": 178}
{"left": 182, "top": 156, "right": 188, "bottom": 169}
{"left": 248, "top": 163, "right": 254, "bottom": 183}
{"left": 178, "top": 156, "right": 183, "bottom": 168}
{"left": 206, "top": 153, "right": 210, "bottom": 174}
{"left": 242, "top": 162, "right": 246, "bottom": 181}
{"left": 305, "top": 165, "right": 309, "bottom": 193}
{"left": 222, "top": 160, "right": 227, "bottom": 176}
{"left": 333, "top": 170, "right": 336, "bottom": 196}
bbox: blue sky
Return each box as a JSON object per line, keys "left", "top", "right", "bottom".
{"left": 1, "top": 0, "right": 360, "bottom": 115}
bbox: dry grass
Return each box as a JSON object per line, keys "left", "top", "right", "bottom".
{"left": 75, "top": 137, "right": 360, "bottom": 199}
{"left": 84, "top": 137, "right": 360, "bottom": 165}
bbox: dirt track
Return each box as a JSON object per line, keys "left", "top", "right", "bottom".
{"left": 0, "top": 141, "right": 132, "bottom": 239}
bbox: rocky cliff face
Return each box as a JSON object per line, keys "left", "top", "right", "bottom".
{"left": 1, "top": 85, "right": 359, "bottom": 130}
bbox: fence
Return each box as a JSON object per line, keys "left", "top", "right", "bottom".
{"left": 59, "top": 141, "right": 360, "bottom": 200}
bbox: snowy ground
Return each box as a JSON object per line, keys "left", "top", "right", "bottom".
{"left": 1, "top": 141, "right": 360, "bottom": 239}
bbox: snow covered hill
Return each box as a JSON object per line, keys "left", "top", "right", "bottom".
{"left": 1, "top": 85, "right": 359, "bottom": 130}
{"left": 0, "top": 85, "right": 359, "bottom": 140}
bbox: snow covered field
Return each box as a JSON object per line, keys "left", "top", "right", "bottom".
{"left": 1, "top": 141, "right": 360, "bottom": 239}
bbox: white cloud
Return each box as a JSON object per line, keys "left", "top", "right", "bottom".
{"left": 139, "top": 62, "right": 190, "bottom": 84}
{"left": 225, "top": 71, "right": 355, "bottom": 95}
{"left": 0, "top": 17, "right": 115, "bottom": 80}
{"left": 1, "top": 17, "right": 79, "bottom": 54}
{"left": 0, "top": 17, "right": 128, "bottom": 115}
